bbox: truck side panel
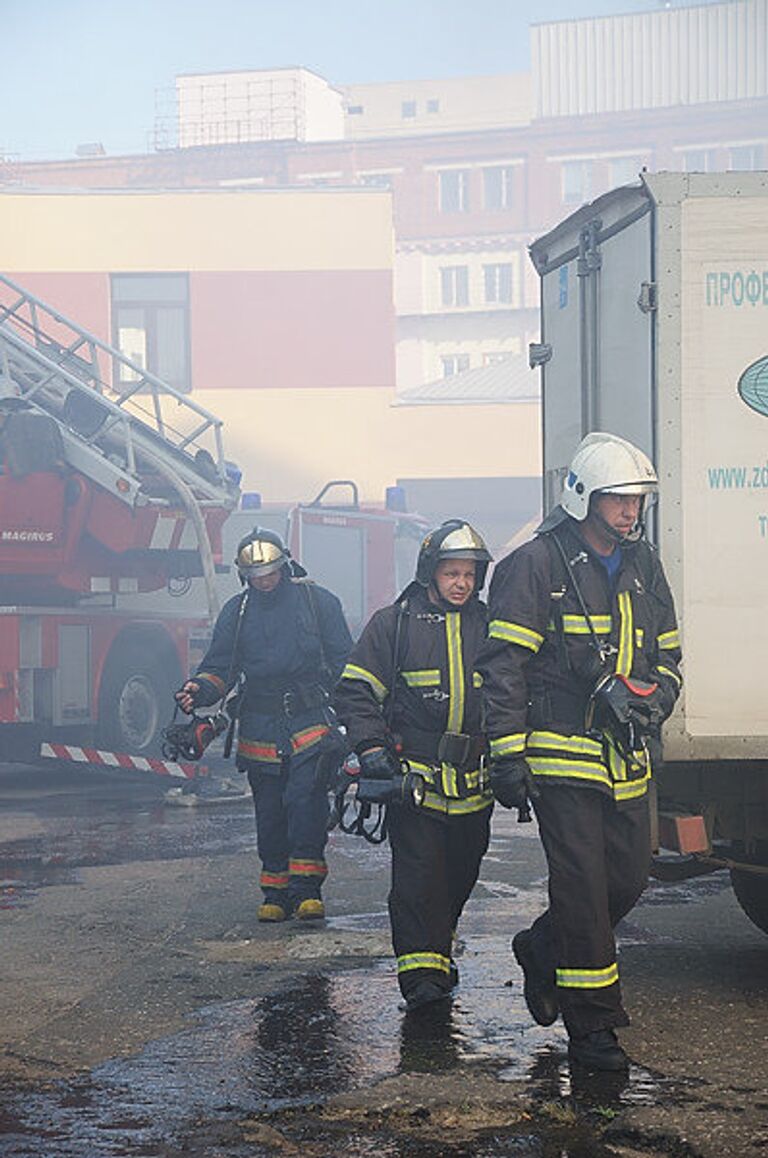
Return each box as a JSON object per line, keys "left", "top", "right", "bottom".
{"left": 537, "top": 174, "right": 768, "bottom": 761}
{"left": 676, "top": 191, "right": 768, "bottom": 745}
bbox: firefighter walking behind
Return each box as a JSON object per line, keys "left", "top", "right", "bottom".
{"left": 176, "top": 528, "right": 352, "bottom": 922}
{"left": 478, "top": 433, "right": 682, "bottom": 1071}
{"left": 334, "top": 521, "right": 494, "bottom": 1012}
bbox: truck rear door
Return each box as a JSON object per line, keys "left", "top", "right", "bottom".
{"left": 530, "top": 183, "right": 655, "bottom": 515}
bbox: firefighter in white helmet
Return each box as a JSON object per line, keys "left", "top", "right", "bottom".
{"left": 478, "top": 433, "right": 682, "bottom": 1072}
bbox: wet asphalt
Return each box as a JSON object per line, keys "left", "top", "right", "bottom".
{"left": 0, "top": 762, "right": 766, "bottom": 1158}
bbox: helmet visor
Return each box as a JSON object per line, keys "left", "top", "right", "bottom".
{"left": 437, "top": 524, "right": 492, "bottom": 560}
{"left": 599, "top": 481, "right": 657, "bottom": 496}
{"left": 236, "top": 539, "right": 286, "bottom": 577}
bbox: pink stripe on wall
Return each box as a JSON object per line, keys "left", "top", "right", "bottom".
{"left": 190, "top": 270, "right": 395, "bottom": 390}
{"left": 2, "top": 273, "right": 110, "bottom": 346}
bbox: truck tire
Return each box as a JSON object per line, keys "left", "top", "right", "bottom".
{"left": 730, "top": 867, "right": 768, "bottom": 936}
{"left": 98, "top": 647, "right": 176, "bottom": 756}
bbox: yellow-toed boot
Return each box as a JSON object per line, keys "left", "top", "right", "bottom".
{"left": 258, "top": 902, "right": 289, "bottom": 923}
{"left": 295, "top": 898, "right": 325, "bottom": 921}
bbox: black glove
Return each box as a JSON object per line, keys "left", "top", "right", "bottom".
{"left": 490, "top": 757, "right": 538, "bottom": 812}
{"left": 315, "top": 727, "right": 352, "bottom": 791}
{"left": 356, "top": 745, "right": 400, "bottom": 805}
{"left": 648, "top": 674, "right": 679, "bottom": 725}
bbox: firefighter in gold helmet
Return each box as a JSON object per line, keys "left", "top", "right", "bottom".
{"left": 478, "top": 433, "right": 682, "bottom": 1072}
{"left": 176, "top": 527, "right": 352, "bottom": 921}
{"left": 334, "top": 520, "right": 494, "bottom": 1012}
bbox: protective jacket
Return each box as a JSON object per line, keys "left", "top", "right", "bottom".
{"left": 479, "top": 518, "right": 682, "bottom": 804}
{"left": 335, "top": 584, "right": 492, "bottom": 816}
{"left": 193, "top": 574, "right": 352, "bottom": 772}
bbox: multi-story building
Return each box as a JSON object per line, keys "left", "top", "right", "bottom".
{"left": 5, "top": 0, "right": 766, "bottom": 545}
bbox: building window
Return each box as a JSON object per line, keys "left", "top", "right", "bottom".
{"left": 347, "top": 105, "right": 364, "bottom": 115}
{"left": 401, "top": 100, "right": 417, "bottom": 118}
{"left": 561, "top": 160, "right": 592, "bottom": 206}
{"left": 438, "top": 169, "right": 470, "bottom": 213}
{"left": 441, "top": 354, "right": 470, "bottom": 377}
{"left": 729, "top": 144, "right": 764, "bottom": 171}
{"left": 681, "top": 148, "right": 716, "bottom": 173}
{"left": 111, "top": 273, "right": 190, "bottom": 393}
{"left": 608, "top": 156, "right": 642, "bottom": 186}
{"left": 483, "top": 263, "right": 514, "bottom": 305}
{"left": 440, "top": 266, "right": 469, "bottom": 307}
{"left": 482, "top": 352, "right": 510, "bottom": 366}
{"left": 483, "top": 165, "right": 515, "bottom": 210}
{"left": 359, "top": 172, "right": 393, "bottom": 189}
{"left": 426, "top": 99, "right": 440, "bottom": 114}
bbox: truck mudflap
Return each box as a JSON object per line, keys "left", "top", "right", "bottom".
{"left": 39, "top": 742, "right": 206, "bottom": 781}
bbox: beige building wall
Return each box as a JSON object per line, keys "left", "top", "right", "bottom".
{"left": 343, "top": 74, "right": 532, "bottom": 138}
{"left": 195, "top": 386, "right": 541, "bottom": 504}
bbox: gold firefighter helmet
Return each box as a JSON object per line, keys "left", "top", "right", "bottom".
{"left": 416, "top": 520, "right": 493, "bottom": 589}
{"left": 235, "top": 527, "right": 289, "bottom": 582}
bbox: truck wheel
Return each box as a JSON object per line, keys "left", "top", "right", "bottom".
{"left": 98, "top": 649, "right": 175, "bottom": 755}
{"left": 730, "top": 867, "right": 768, "bottom": 936}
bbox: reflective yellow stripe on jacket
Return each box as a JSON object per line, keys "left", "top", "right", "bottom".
{"left": 445, "top": 611, "right": 464, "bottom": 734}
{"left": 401, "top": 669, "right": 440, "bottom": 687}
{"left": 341, "top": 663, "right": 388, "bottom": 702}
{"left": 488, "top": 619, "right": 544, "bottom": 652}
{"left": 489, "top": 732, "right": 527, "bottom": 759}
{"left": 615, "top": 590, "right": 634, "bottom": 677}
{"left": 525, "top": 730, "right": 651, "bottom": 802}
{"left": 407, "top": 759, "right": 493, "bottom": 815}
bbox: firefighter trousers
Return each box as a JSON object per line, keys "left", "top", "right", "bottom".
{"left": 247, "top": 752, "right": 330, "bottom": 909}
{"left": 525, "top": 784, "right": 651, "bottom": 1038}
{"left": 387, "top": 801, "right": 492, "bottom": 999}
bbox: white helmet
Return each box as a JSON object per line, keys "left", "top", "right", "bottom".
{"left": 561, "top": 432, "right": 658, "bottom": 522}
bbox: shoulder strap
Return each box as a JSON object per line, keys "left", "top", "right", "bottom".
{"left": 632, "top": 539, "right": 656, "bottom": 592}
{"left": 225, "top": 588, "right": 249, "bottom": 690}
{"left": 546, "top": 529, "right": 615, "bottom": 669}
{"left": 541, "top": 531, "right": 571, "bottom": 671}
{"left": 220, "top": 589, "right": 249, "bottom": 758}
{"left": 384, "top": 599, "right": 409, "bottom": 729}
{"left": 298, "top": 579, "right": 333, "bottom": 687}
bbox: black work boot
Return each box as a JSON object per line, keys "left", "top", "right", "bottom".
{"left": 404, "top": 979, "right": 452, "bottom": 1014}
{"left": 568, "top": 1029, "right": 629, "bottom": 1072}
{"left": 512, "top": 930, "right": 558, "bottom": 1026}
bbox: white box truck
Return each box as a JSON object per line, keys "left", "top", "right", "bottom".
{"left": 529, "top": 171, "right": 768, "bottom": 934}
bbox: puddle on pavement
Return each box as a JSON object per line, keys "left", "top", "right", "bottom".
{"left": 0, "top": 794, "right": 255, "bottom": 907}
{"left": 1, "top": 938, "right": 698, "bottom": 1157}
{"left": 639, "top": 871, "right": 731, "bottom": 906}
{"left": 0, "top": 795, "right": 708, "bottom": 1153}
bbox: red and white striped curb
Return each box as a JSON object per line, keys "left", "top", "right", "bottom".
{"left": 39, "top": 743, "right": 206, "bottom": 780}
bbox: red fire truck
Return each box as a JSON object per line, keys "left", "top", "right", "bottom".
{"left": 0, "top": 275, "right": 426, "bottom": 773}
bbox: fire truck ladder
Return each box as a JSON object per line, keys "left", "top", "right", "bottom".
{"left": 0, "top": 272, "right": 236, "bottom": 513}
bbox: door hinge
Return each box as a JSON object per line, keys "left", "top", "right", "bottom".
{"left": 529, "top": 342, "right": 552, "bottom": 368}
{"left": 637, "top": 281, "right": 657, "bottom": 313}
